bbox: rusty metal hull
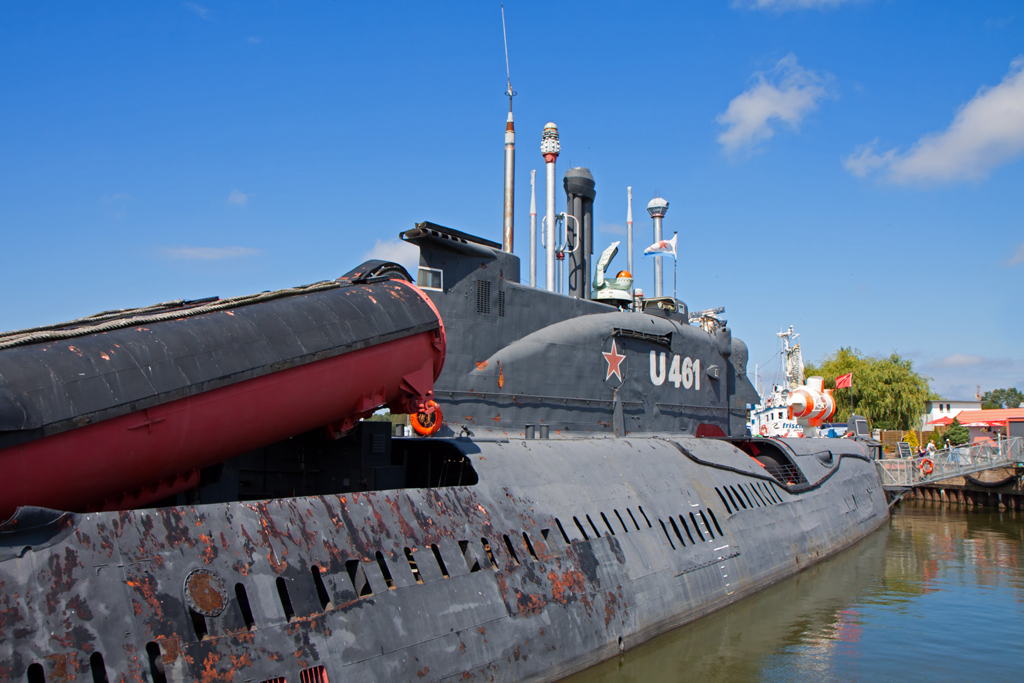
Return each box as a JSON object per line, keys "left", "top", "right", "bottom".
{"left": 0, "top": 434, "right": 888, "bottom": 682}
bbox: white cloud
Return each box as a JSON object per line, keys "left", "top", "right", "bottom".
{"left": 184, "top": 2, "right": 211, "bottom": 19}
{"left": 716, "top": 54, "right": 830, "bottom": 155}
{"left": 362, "top": 238, "right": 420, "bottom": 275}
{"left": 160, "top": 246, "right": 260, "bottom": 260}
{"left": 735, "top": 0, "right": 865, "bottom": 11}
{"left": 246, "top": 36, "right": 263, "bottom": 45}
{"left": 599, "top": 223, "right": 627, "bottom": 235}
{"left": 844, "top": 57, "right": 1024, "bottom": 183}
{"left": 929, "top": 354, "right": 1012, "bottom": 369}
{"left": 227, "top": 190, "right": 249, "bottom": 206}
{"left": 933, "top": 354, "right": 986, "bottom": 368}
{"left": 1008, "top": 242, "right": 1024, "bottom": 266}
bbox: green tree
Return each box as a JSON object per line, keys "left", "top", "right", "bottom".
{"left": 981, "top": 388, "right": 1024, "bottom": 410}
{"left": 805, "top": 348, "right": 934, "bottom": 430}
{"left": 944, "top": 417, "right": 969, "bottom": 446}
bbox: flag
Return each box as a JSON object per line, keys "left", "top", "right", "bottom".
{"left": 644, "top": 233, "right": 677, "bottom": 258}
{"left": 835, "top": 373, "right": 853, "bottom": 389}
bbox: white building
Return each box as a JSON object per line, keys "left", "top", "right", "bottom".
{"left": 921, "top": 399, "right": 982, "bottom": 430}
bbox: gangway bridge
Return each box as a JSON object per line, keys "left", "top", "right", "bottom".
{"left": 876, "top": 436, "right": 1023, "bottom": 499}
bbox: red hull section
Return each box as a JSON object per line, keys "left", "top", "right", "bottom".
{"left": 0, "top": 328, "right": 442, "bottom": 518}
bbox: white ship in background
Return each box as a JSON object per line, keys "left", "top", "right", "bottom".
{"left": 749, "top": 326, "right": 835, "bottom": 438}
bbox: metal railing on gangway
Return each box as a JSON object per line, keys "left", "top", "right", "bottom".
{"left": 876, "top": 436, "right": 1023, "bottom": 489}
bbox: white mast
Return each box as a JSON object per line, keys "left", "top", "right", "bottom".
{"left": 626, "top": 186, "right": 634, "bottom": 279}
{"left": 541, "top": 123, "right": 560, "bottom": 292}
{"left": 529, "top": 169, "right": 537, "bottom": 287}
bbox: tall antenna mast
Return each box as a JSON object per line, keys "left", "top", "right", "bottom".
{"left": 501, "top": 4, "right": 516, "bottom": 112}
{"left": 500, "top": 4, "right": 516, "bottom": 253}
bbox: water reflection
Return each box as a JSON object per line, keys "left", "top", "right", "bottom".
{"left": 563, "top": 502, "right": 1024, "bottom": 683}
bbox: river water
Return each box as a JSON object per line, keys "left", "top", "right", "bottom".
{"left": 563, "top": 501, "right": 1024, "bottom": 683}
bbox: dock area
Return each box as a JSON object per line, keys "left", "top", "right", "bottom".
{"left": 877, "top": 436, "right": 1023, "bottom": 510}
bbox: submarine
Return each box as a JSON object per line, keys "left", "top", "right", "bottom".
{"left": 0, "top": 118, "right": 889, "bottom": 683}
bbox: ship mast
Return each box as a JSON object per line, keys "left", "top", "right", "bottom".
{"left": 501, "top": 4, "right": 516, "bottom": 253}
{"left": 777, "top": 326, "right": 804, "bottom": 391}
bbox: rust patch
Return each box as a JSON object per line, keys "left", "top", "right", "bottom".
{"left": 186, "top": 571, "right": 226, "bottom": 615}
{"left": 43, "top": 547, "right": 82, "bottom": 616}
{"left": 66, "top": 595, "right": 93, "bottom": 622}
{"left": 417, "top": 667, "right": 430, "bottom": 678}
{"left": 44, "top": 652, "right": 80, "bottom": 683}
{"left": 514, "top": 590, "right": 546, "bottom": 616}
{"left": 160, "top": 635, "right": 181, "bottom": 663}
{"left": 475, "top": 361, "right": 488, "bottom": 370}
{"left": 547, "top": 568, "right": 586, "bottom": 605}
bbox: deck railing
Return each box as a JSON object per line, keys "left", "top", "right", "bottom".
{"left": 876, "top": 436, "right": 1023, "bottom": 489}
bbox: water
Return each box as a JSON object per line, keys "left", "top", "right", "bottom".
{"left": 563, "top": 501, "right": 1024, "bottom": 683}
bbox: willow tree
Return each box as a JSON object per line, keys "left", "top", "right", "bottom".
{"left": 805, "top": 348, "right": 934, "bottom": 429}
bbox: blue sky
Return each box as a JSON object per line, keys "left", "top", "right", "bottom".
{"left": 1, "top": 1, "right": 1022, "bottom": 400}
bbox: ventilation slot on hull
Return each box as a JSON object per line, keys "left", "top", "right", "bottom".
{"left": 90, "top": 652, "right": 109, "bottom": 683}
{"left": 573, "top": 516, "right": 590, "bottom": 541}
{"left": 555, "top": 518, "right": 571, "bottom": 544}
{"left": 476, "top": 280, "right": 491, "bottom": 314}
{"left": 502, "top": 535, "right": 520, "bottom": 566}
{"left": 146, "top": 642, "right": 168, "bottom": 683}
{"left": 738, "top": 486, "right": 755, "bottom": 509}
{"left": 312, "top": 566, "right": 332, "bottom": 610}
{"left": 460, "top": 540, "right": 482, "bottom": 572}
{"left": 376, "top": 551, "right": 395, "bottom": 589}
{"left": 707, "top": 507, "right": 724, "bottom": 536}
{"left": 236, "top": 583, "right": 256, "bottom": 630}
{"left": 627, "top": 508, "right": 641, "bottom": 530}
{"left": 481, "top": 538, "right": 499, "bottom": 569}
{"left": 347, "top": 560, "right": 373, "bottom": 596}
{"left": 276, "top": 577, "right": 296, "bottom": 621}
{"left": 522, "top": 533, "right": 539, "bottom": 561}
{"left": 716, "top": 488, "right": 733, "bottom": 514}
{"left": 614, "top": 509, "right": 629, "bottom": 533}
{"left": 405, "top": 548, "right": 424, "bottom": 584}
{"left": 431, "top": 544, "right": 450, "bottom": 577}
{"left": 679, "top": 515, "right": 695, "bottom": 545}
{"left": 189, "top": 606, "right": 209, "bottom": 641}
{"left": 729, "top": 486, "right": 748, "bottom": 510}
{"left": 659, "top": 519, "right": 676, "bottom": 549}
{"left": 669, "top": 517, "right": 686, "bottom": 547}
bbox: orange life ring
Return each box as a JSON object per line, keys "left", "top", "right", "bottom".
{"left": 411, "top": 400, "right": 443, "bottom": 436}
{"left": 759, "top": 425, "right": 768, "bottom": 437}
{"left": 919, "top": 458, "right": 934, "bottom": 476}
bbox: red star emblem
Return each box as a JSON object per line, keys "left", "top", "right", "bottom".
{"left": 602, "top": 340, "right": 626, "bottom": 382}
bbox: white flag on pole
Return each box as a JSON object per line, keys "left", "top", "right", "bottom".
{"left": 643, "top": 233, "right": 677, "bottom": 258}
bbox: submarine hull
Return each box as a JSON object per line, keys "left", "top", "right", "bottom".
{"left": 0, "top": 434, "right": 887, "bottom": 682}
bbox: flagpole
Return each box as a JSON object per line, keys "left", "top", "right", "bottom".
{"left": 672, "top": 231, "right": 677, "bottom": 303}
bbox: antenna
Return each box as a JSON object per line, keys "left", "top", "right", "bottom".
{"left": 501, "top": 4, "right": 516, "bottom": 111}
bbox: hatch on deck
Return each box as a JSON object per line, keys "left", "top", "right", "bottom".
{"left": 729, "top": 438, "right": 808, "bottom": 486}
